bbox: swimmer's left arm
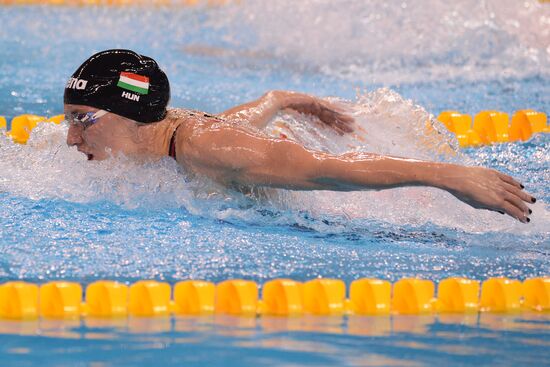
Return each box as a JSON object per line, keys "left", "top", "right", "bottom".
{"left": 217, "top": 90, "right": 354, "bottom": 134}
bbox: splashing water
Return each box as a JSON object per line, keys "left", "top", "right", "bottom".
{"left": 0, "top": 1, "right": 548, "bottom": 284}
{"left": 1, "top": 88, "right": 548, "bottom": 236}
{"left": 0, "top": 3, "right": 548, "bottom": 365}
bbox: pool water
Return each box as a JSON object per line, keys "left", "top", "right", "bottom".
{"left": 0, "top": 314, "right": 548, "bottom": 366}
{"left": 0, "top": 1, "right": 549, "bottom": 366}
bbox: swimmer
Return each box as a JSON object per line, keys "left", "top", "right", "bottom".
{"left": 64, "top": 49, "right": 536, "bottom": 223}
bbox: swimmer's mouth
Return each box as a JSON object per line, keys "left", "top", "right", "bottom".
{"left": 76, "top": 147, "right": 93, "bottom": 160}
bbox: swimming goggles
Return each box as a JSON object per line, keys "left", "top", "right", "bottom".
{"left": 66, "top": 110, "right": 108, "bottom": 129}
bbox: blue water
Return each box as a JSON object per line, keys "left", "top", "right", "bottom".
{"left": 0, "top": 314, "right": 548, "bottom": 366}
{"left": 0, "top": 2, "right": 549, "bottom": 366}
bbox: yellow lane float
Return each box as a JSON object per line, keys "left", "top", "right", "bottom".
{"left": 173, "top": 280, "right": 215, "bottom": 315}
{"left": 437, "top": 109, "right": 547, "bottom": 147}
{"left": 39, "top": 281, "right": 82, "bottom": 319}
{"left": 4, "top": 114, "right": 64, "bottom": 144}
{"left": 510, "top": 110, "right": 549, "bottom": 141}
{"left": 348, "top": 278, "right": 391, "bottom": 315}
{"left": 480, "top": 277, "right": 523, "bottom": 313}
{"left": 129, "top": 280, "right": 171, "bottom": 317}
{"left": 437, "top": 111, "right": 480, "bottom": 147}
{"left": 85, "top": 280, "right": 128, "bottom": 317}
{"left": 392, "top": 278, "right": 436, "bottom": 314}
{"left": 9, "top": 114, "right": 47, "bottom": 144}
{"left": 0, "top": 281, "right": 39, "bottom": 319}
{"left": 303, "top": 278, "right": 346, "bottom": 316}
{"left": 436, "top": 277, "right": 480, "bottom": 313}
{"left": 0, "top": 277, "right": 547, "bottom": 319}
{"left": 474, "top": 111, "right": 510, "bottom": 144}
{"left": 216, "top": 279, "right": 258, "bottom": 316}
{"left": 260, "top": 278, "right": 303, "bottom": 316}
{"left": 523, "top": 277, "right": 550, "bottom": 312}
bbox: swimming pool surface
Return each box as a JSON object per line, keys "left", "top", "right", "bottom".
{"left": 0, "top": 1, "right": 549, "bottom": 366}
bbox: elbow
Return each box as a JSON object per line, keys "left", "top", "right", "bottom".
{"left": 262, "top": 90, "right": 286, "bottom": 104}
{"left": 264, "top": 90, "right": 286, "bottom": 97}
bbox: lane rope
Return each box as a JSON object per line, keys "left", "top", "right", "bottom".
{"left": 0, "top": 277, "right": 548, "bottom": 319}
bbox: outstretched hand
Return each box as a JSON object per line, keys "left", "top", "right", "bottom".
{"left": 446, "top": 166, "right": 535, "bottom": 223}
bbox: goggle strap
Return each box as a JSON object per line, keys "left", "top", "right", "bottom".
{"left": 78, "top": 110, "right": 107, "bottom": 124}
{"left": 91, "top": 110, "right": 108, "bottom": 120}
{"left": 66, "top": 110, "right": 108, "bottom": 125}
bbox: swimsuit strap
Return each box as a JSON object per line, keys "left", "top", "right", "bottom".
{"left": 168, "top": 110, "right": 218, "bottom": 160}
{"left": 168, "top": 124, "right": 182, "bottom": 160}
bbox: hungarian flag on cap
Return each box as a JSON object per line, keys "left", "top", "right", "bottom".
{"left": 117, "top": 72, "right": 150, "bottom": 95}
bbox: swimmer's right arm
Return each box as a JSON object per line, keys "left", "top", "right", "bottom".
{"left": 180, "top": 125, "right": 535, "bottom": 223}
{"left": 218, "top": 90, "right": 354, "bottom": 134}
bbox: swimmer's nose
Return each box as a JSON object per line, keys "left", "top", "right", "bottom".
{"left": 66, "top": 124, "right": 83, "bottom": 146}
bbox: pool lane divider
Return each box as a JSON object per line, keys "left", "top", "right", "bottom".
{"left": 437, "top": 109, "right": 548, "bottom": 147}
{"left": 1, "top": 110, "right": 547, "bottom": 147}
{"left": 0, "top": 114, "right": 64, "bottom": 144}
{"left": 0, "top": 277, "right": 548, "bottom": 320}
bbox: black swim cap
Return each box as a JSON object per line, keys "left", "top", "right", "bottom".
{"left": 64, "top": 49, "right": 170, "bottom": 123}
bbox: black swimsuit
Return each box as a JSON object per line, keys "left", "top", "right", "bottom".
{"left": 168, "top": 111, "right": 222, "bottom": 160}
{"left": 168, "top": 125, "right": 181, "bottom": 160}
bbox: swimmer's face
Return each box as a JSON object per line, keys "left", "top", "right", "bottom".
{"left": 65, "top": 104, "right": 139, "bottom": 161}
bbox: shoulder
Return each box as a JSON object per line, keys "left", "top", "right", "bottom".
{"left": 166, "top": 107, "right": 228, "bottom": 126}
{"left": 170, "top": 108, "right": 231, "bottom": 162}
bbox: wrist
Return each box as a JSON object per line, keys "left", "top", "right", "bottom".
{"left": 422, "top": 162, "right": 464, "bottom": 191}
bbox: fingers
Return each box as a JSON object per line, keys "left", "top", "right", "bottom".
{"left": 462, "top": 168, "right": 535, "bottom": 223}
{"left": 503, "top": 182, "right": 533, "bottom": 204}
{"left": 499, "top": 181, "right": 533, "bottom": 222}
{"left": 498, "top": 172, "right": 522, "bottom": 189}
{"left": 320, "top": 100, "right": 347, "bottom": 113}
{"left": 334, "top": 117, "right": 354, "bottom": 133}
{"left": 317, "top": 102, "right": 355, "bottom": 130}
{"left": 501, "top": 201, "right": 529, "bottom": 223}
{"left": 320, "top": 110, "right": 355, "bottom": 134}
{"left": 331, "top": 108, "right": 354, "bottom": 131}
{"left": 504, "top": 191, "right": 530, "bottom": 216}
{"left": 498, "top": 173, "right": 537, "bottom": 203}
